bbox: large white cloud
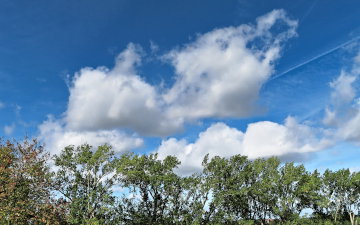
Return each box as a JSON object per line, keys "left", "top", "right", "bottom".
{"left": 157, "top": 117, "right": 331, "bottom": 174}
{"left": 164, "top": 9, "right": 297, "bottom": 121}
{"left": 65, "top": 44, "right": 183, "bottom": 137}
{"left": 38, "top": 116, "right": 143, "bottom": 156}
{"left": 62, "top": 9, "right": 297, "bottom": 136}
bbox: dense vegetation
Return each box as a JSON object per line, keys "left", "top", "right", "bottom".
{"left": 0, "top": 139, "right": 359, "bottom": 225}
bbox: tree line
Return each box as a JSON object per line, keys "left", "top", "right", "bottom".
{"left": 0, "top": 139, "right": 359, "bottom": 225}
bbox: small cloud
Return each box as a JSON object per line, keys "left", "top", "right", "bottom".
{"left": 4, "top": 124, "right": 15, "bottom": 135}
{"left": 0, "top": 101, "right": 4, "bottom": 109}
{"left": 149, "top": 40, "right": 159, "bottom": 53}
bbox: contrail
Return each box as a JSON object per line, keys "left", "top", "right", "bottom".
{"left": 270, "top": 36, "right": 360, "bottom": 81}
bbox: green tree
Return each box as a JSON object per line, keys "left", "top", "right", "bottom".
{"left": 272, "top": 162, "right": 318, "bottom": 222}
{"left": 322, "top": 169, "right": 360, "bottom": 225}
{"left": 246, "top": 157, "right": 280, "bottom": 223}
{"left": 201, "top": 154, "right": 253, "bottom": 223}
{"left": 115, "top": 153, "right": 194, "bottom": 225}
{"left": 53, "top": 144, "right": 118, "bottom": 224}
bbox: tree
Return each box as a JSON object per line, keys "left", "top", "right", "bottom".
{"left": 246, "top": 157, "right": 280, "bottom": 223}
{"left": 115, "top": 153, "right": 194, "bottom": 225}
{"left": 201, "top": 154, "right": 253, "bottom": 223}
{"left": 53, "top": 144, "right": 118, "bottom": 224}
{"left": 272, "top": 162, "right": 318, "bottom": 222}
{"left": 0, "top": 139, "right": 64, "bottom": 224}
{"left": 322, "top": 169, "right": 360, "bottom": 225}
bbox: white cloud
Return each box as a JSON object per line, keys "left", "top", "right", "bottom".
{"left": 65, "top": 43, "right": 183, "bottom": 136}
{"left": 62, "top": 9, "right": 297, "bottom": 137}
{"left": 157, "top": 117, "right": 330, "bottom": 175}
{"left": 341, "top": 111, "right": 360, "bottom": 142}
{"left": 0, "top": 101, "right": 4, "bottom": 109}
{"left": 4, "top": 124, "right": 15, "bottom": 135}
{"left": 164, "top": 9, "right": 297, "bottom": 121}
{"left": 157, "top": 123, "right": 245, "bottom": 174}
{"left": 323, "top": 51, "right": 360, "bottom": 143}
{"left": 38, "top": 9, "right": 300, "bottom": 163}
{"left": 323, "top": 72, "right": 357, "bottom": 127}
{"left": 329, "top": 72, "right": 356, "bottom": 106}
{"left": 38, "top": 116, "right": 143, "bottom": 156}
{"left": 242, "top": 117, "right": 331, "bottom": 159}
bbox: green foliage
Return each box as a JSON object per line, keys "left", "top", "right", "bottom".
{"left": 320, "top": 169, "right": 360, "bottom": 224}
{"left": 115, "top": 153, "right": 196, "bottom": 225}
{"left": 201, "top": 154, "right": 253, "bottom": 223}
{"left": 272, "top": 162, "right": 320, "bottom": 221}
{"left": 1, "top": 140, "right": 359, "bottom": 224}
{"left": 247, "top": 157, "right": 280, "bottom": 222}
{"left": 53, "top": 144, "right": 118, "bottom": 224}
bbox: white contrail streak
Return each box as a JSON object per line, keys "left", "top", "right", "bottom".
{"left": 270, "top": 36, "right": 360, "bottom": 81}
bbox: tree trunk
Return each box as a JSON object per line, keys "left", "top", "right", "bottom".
{"left": 349, "top": 211, "right": 356, "bottom": 225}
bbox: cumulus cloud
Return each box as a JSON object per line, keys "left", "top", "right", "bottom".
{"left": 323, "top": 51, "right": 360, "bottom": 142}
{"left": 65, "top": 44, "right": 183, "bottom": 136}
{"left": 157, "top": 123, "right": 245, "bottom": 174}
{"left": 330, "top": 73, "right": 356, "bottom": 107}
{"left": 323, "top": 72, "right": 357, "bottom": 127}
{"left": 156, "top": 50, "right": 360, "bottom": 175}
{"left": 157, "top": 117, "right": 331, "bottom": 174}
{"left": 38, "top": 9, "right": 300, "bottom": 163}
{"left": 164, "top": 9, "right": 297, "bottom": 121}
{"left": 38, "top": 116, "right": 143, "bottom": 156}
{"left": 62, "top": 9, "right": 297, "bottom": 137}
{"left": 243, "top": 117, "right": 332, "bottom": 159}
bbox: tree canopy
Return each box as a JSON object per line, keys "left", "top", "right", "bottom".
{"left": 0, "top": 140, "right": 359, "bottom": 225}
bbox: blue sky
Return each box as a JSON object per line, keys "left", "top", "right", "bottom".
{"left": 1, "top": 0, "right": 360, "bottom": 173}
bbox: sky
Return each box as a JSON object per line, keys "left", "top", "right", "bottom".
{"left": 1, "top": 0, "right": 360, "bottom": 174}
